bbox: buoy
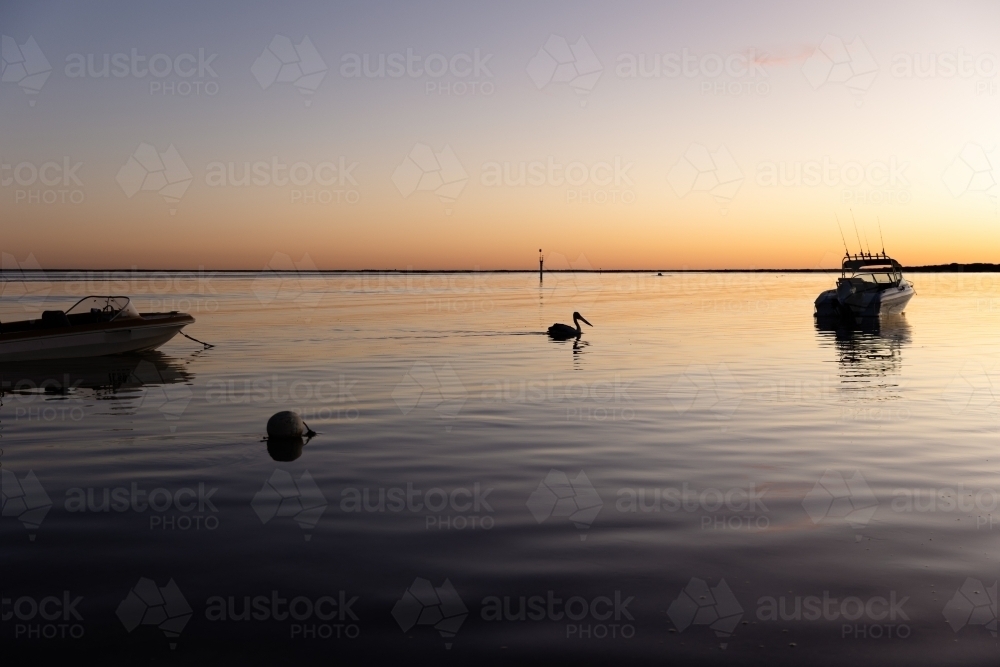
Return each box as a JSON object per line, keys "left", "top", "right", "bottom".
{"left": 267, "top": 411, "right": 315, "bottom": 438}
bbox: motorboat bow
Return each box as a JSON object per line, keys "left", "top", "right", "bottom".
{"left": 0, "top": 296, "right": 195, "bottom": 361}
{"left": 815, "top": 253, "right": 914, "bottom": 321}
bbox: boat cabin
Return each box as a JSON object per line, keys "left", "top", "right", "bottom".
{"left": 1, "top": 296, "right": 141, "bottom": 334}
{"left": 838, "top": 253, "right": 904, "bottom": 291}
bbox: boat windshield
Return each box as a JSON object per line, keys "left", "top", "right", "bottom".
{"left": 65, "top": 296, "right": 141, "bottom": 320}
{"left": 851, "top": 272, "right": 899, "bottom": 285}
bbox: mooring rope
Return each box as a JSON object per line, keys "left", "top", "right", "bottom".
{"left": 180, "top": 331, "right": 215, "bottom": 348}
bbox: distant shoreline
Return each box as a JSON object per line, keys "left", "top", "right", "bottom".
{"left": 2, "top": 264, "right": 1000, "bottom": 274}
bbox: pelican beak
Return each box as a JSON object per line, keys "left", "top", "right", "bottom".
{"left": 580, "top": 316, "right": 592, "bottom": 327}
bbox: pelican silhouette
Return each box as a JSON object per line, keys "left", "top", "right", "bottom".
{"left": 548, "top": 312, "right": 592, "bottom": 340}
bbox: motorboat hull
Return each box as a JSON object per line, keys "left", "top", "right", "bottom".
{"left": 0, "top": 313, "right": 194, "bottom": 362}
{"left": 877, "top": 285, "right": 914, "bottom": 315}
{"left": 815, "top": 282, "right": 914, "bottom": 320}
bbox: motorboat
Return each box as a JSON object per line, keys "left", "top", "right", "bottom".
{"left": 0, "top": 296, "right": 194, "bottom": 362}
{"left": 814, "top": 253, "right": 914, "bottom": 321}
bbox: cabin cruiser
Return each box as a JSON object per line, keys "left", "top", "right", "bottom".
{"left": 815, "top": 253, "right": 914, "bottom": 320}
{"left": 0, "top": 296, "right": 194, "bottom": 362}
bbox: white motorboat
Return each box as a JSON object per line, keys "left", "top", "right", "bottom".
{"left": 815, "top": 253, "right": 915, "bottom": 320}
{"left": 0, "top": 296, "right": 195, "bottom": 362}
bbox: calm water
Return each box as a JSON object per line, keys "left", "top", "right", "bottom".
{"left": 1, "top": 271, "right": 997, "bottom": 664}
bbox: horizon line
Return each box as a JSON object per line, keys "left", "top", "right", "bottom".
{"left": 2, "top": 263, "right": 999, "bottom": 275}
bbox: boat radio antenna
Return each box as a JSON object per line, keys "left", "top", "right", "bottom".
{"left": 834, "top": 213, "right": 850, "bottom": 256}
{"left": 877, "top": 216, "right": 886, "bottom": 255}
{"left": 850, "top": 209, "right": 864, "bottom": 256}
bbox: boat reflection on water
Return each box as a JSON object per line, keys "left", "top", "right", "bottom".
{"left": 815, "top": 314, "right": 911, "bottom": 402}
{"left": 0, "top": 351, "right": 193, "bottom": 402}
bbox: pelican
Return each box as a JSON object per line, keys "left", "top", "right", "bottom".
{"left": 548, "top": 312, "right": 592, "bottom": 340}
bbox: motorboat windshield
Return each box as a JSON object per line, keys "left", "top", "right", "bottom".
{"left": 851, "top": 271, "right": 899, "bottom": 285}
{"left": 65, "top": 296, "right": 141, "bottom": 321}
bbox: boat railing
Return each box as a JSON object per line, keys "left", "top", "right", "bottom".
{"left": 840, "top": 252, "right": 903, "bottom": 282}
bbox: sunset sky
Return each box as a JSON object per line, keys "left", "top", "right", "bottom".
{"left": 4, "top": 0, "right": 1000, "bottom": 270}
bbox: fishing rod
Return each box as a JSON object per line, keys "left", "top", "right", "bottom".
{"left": 834, "top": 213, "right": 850, "bottom": 256}
{"left": 877, "top": 216, "right": 886, "bottom": 254}
{"left": 850, "top": 209, "right": 864, "bottom": 256}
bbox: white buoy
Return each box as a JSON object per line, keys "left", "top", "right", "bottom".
{"left": 267, "top": 411, "right": 312, "bottom": 438}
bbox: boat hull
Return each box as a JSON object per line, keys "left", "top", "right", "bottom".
{"left": 877, "top": 285, "right": 914, "bottom": 315}
{"left": 814, "top": 283, "right": 914, "bottom": 320}
{"left": 0, "top": 314, "right": 193, "bottom": 362}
